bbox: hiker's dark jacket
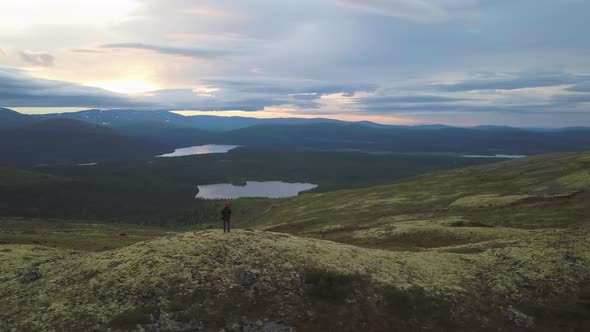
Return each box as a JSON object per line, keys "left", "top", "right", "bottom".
{"left": 221, "top": 207, "right": 232, "bottom": 221}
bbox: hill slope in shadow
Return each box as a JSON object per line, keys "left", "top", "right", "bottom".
{"left": 0, "top": 119, "right": 171, "bottom": 165}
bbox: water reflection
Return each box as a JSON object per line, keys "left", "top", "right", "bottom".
{"left": 196, "top": 181, "right": 318, "bottom": 199}
{"left": 157, "top": 145, "right": 240, "bottom": 157}
{"left": 462, "top": 154, "right": 526, "bottom": 159}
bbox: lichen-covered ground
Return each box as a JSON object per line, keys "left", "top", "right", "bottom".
{"left": 1, "top": 152, "right": 590, "bottom": 331}
{"left": 245, "top": 152, "right": 590, "bottom": 247}
{"left": 2, "top": 228, "right": 588, "bottom": 331}
{"left": 2, "top": 230, "right": 456, "bottom": 331}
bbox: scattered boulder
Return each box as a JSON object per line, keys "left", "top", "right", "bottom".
{"left": 31, "top": 247, "right": 50, "bottom": 251}
{"left": 236, "top": 269, "right": 258, "bottom": 286}
{"left": 564, "top": 251, "right": 580, "bottom": 263}
{"left": 19, "top": 266, "right": 42, "bottom": 283}
{"left": 190, "top": 267, "right": 201, "bottom": 279}
{"left": 80, "top": 269, "right": 101, "bottom": 280}
{"left": 512, "top": 261, "right": 527, "bottom": 269}
{"left": 449, "top": 220, "right": 493, "bottom": 228}
{"left": 108, "top": 261, "right": 122, "bottom": 268}
{"left": 503, "top": 305, "right": 534, "bottom": 328}
{"left": 228, "top": 318, "right": 296, "bottom": 332}
{"left": 290, "top": 272, "right": 304, "bottom": 282}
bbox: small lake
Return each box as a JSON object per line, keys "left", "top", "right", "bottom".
{"left": 462, "top": 154, "right": 527, "bottom": 159}
{"left": 196, "top": 181, "right": 318, "bottom": 199}
{"left": 157, "top": 145, "right": 240, "bottom": 157}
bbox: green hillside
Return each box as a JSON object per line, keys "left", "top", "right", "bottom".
{"left": 1, "top": 153, "right": 589, "bottom": 331}
{"left": 242, "top": 152, "right": 590, "bottom": 249}
{"left": 1, "top": 228, "right": 588, "bottom": 331}
{"left": 0, "top": 167, "right": 68, "bottom": 185}
{"left": 0, "top": 119, "right": 171, "bottom": 165}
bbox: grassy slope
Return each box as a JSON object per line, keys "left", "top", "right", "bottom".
{"left": 1, "top": 153, "right": 590, "bottom": 331}
{"left": 241, "top": 152, "right": 590, "bottom": 249}
{"left": 1, "top": 229, "right": 588, "bottom": 331}
{"left": 0, "top": 118, "right": 172, "bottom": 165}
{"left": 0, "top": 167, "right": 68, "bottom": 185}
{"left": 0, "top": 218, "right": 172, "bottom": 251}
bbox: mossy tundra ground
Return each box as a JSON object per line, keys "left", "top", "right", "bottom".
{"left": 1, "top": 152, "right": 590, "bottom": 331}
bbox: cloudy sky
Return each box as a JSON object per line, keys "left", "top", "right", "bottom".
{"left": 1, "top": 0, "right": 589, "bottom": 126}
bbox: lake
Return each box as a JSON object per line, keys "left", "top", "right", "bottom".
{"left": 157, "top": 145, "right": 240, "bottom": 157}
{"left": 462, "top": 154, "right": 527, "bottom": 159}
{"left": 196, "top": 181, "right": 319, "bottom": 199}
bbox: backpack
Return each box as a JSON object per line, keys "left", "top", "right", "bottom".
{"left": 221, "top": 207, "right": 231, "bottom": 220}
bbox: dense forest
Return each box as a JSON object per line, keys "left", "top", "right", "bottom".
{"left": 0, "top": 149, "right": 498, "bottom": 225}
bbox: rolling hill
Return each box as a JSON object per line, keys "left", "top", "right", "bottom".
{"left": 242, "top": 152, "right": 590, "bottom": 243}
{"left": 0, "top": 166, "right": 68, "bottom": 185}
{"left": 0, "top": 150, "right": 497, "bottom": 223}
{"left": 3, "top": 108, "right": 590, "bottom": 156}
{"left": 223, "top": 123, "right": 590, "bottom": 154}
{"left": 0, "top": 107, "right": 30, "bottom": 129}
{"left": 0, "top": 230, "right": 493, "bottom": 331}
{"left": 0, "top": 153, "right": 589, "bottom": 331}
{"left": 29, "top": 108, "right": 380, "bottom": 131}
{"left": 0, "top": 119, "right": 172, "bottom": 165}
{"left": 3, "top": 226, "right": 587, "bottom": 331}
{"left": 116, "top": 121, "right": 220, "bottom": 146}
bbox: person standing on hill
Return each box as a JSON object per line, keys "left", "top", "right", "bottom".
{"left": 221, "top": 203, "right": 232, "bottom": 233}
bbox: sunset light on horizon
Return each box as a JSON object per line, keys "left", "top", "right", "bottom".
{"left": 1, "top": 0, "right": 589, "bottom": 126}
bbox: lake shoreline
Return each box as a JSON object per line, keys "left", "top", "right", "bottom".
{"left": 196, "top": 181, "right": 319, "bottom": 199}
{"left": 157, "top": 145, "right": 241, "bottom": 158}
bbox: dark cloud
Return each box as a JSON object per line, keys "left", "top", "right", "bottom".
{"left": 360, "top": 95, "right": 465, "bottom": 104}
{"left": 565, "top": 82, "right": 590, "bottom": 92}
{"left": 0, "top": 68, "right": 153, "bottom": 108}
{"left": 101, "top": 42, "right": 232, "bottom": 59}
{"left": 203, "top": 79, "right": 376, "bottom": 96}
{"left": 203, "top": 79, "right": 295, "bottom": 94}
{"left": 553, "top": 94, "right": 590, "bottom": 103}
{"left": 291, "top": 94, "right": 318, "bottom": 101}
{"left": 143, "top": 88, "right": 320, "bottom": 111}
{"left": 360, "top": 103, "right": 467, "bottom": 113}
{"left": 350, "top": 94, "right": 475, "bottom": 114}
{"left": 19, "top": 51, "right": 55, "bottom": 67}
{"left": 433, "top": 73, "right": 590, "bottom": 92}
{"left": 357, "top": 101, "right": 577, "bottom": 115}
{"left": 71, "top": 48, "right": 107, "bottom": 54}
{"left": 300, "top": 83, "right": 378, "bottom": 96}
{"left": 335, "top": 0, "right": 478, "bottom": 23}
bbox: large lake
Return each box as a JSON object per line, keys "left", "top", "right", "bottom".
{"left": 196, "top": 181, "right": 318, "bottom": 199}
{"left": 157, "top": 145, "right": 240, "bottom": 157}
{"left": 462, "top": 154, "right": 527, "bottom": 159}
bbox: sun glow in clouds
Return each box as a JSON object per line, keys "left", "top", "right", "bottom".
{"left": 88, "top": 81, "right": 159, "bottom": 94}
{"left": 192, "top": 86, "right": 220, "bottom": 97}
{"left": 173, "top": 109, "right": 421, "bottom": 125}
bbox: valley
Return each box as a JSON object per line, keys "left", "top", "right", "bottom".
{"left": 1, "top": 109, "right": 590, "bottom": 331}
{"left": 1, "top": 151, "right": 589, "bottom": 331}
{"left": 3, "top": 1, "right": 590, "bottom": 330}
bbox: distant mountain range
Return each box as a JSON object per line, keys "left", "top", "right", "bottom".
{"left": 2, "top": 107, "right": 588, "bottom": 132}
{"left": 222, "top": 122, "right": 590, "bottom": 154}
{"left": 1, "top": 107, "right": 590, "bottom": 165}
{"left": 0, "top": 107, "right": 31, "bottom": 128}
{"left": 0, "top": 108, "right": 389, "bottom": 131}
{"left": 0, "top": 117, "right": 170, "bottom": 165}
